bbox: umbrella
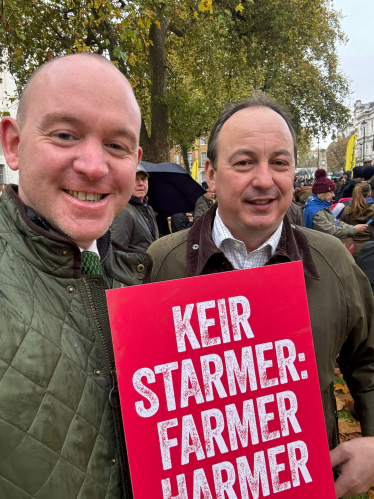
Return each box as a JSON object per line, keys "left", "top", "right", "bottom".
{"left": 141, "top": 161, "right": 206, "bottom": 235}
{"left": 296, "top": 169, "right": 312, "bottom": 176}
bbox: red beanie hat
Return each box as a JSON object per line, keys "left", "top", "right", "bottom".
{"left": 312, "top": 169, "right": 336, "bottom": 194}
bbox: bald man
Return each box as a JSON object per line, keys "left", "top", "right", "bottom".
{"left": 0, "top": 54, "right": 150, "bottom": 498}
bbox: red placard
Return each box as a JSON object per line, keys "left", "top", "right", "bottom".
{"left": 107, "top": 261, "right": 336, "bottom": 499}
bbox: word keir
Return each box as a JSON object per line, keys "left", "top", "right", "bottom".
{"left": 172, "top": 296, "right": 253, "bottom": 352}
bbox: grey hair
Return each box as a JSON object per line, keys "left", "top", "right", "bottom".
{"left": 207, "top": 92, "right": 298, "bottom": 169}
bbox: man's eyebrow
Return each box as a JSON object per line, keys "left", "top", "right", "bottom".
{"left": 272, "top": 149, "right": 292, "bottom": 158}
{"left": 38, "top": 113, "right": 137, "bottom": 144}
{"left": 112, "top": 128, "right": 137, "bottom": 145}
{"left": 39, "top": 112, "right": 81, "bottom": 128}
{"left": 228, "top": 148, "right": 257, "bottom": 162}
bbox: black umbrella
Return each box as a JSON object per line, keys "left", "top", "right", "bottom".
{"left": 141, "top": 161, "right": 205, "bottom": 236}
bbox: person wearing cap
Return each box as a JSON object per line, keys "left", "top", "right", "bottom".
{"left": 111, "top": 164, "right": 159, "bottom": 251}
{"left": 304, "top": 169, "right": 367, "bottom": 239}
{"left": 192, "top": 180, "right": 215, "bottom": 223}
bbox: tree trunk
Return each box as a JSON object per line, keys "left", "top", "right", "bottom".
{"left": 147, "top": 19, "right": 169, "bottom": 163}
{"left": 181, "top": 144, "right": 191, "bottom": 174}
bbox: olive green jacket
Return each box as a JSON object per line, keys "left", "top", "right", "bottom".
{"left": 192, "top": 195, "right": 213, "bottom": 223}
{"left": 111, "top": 202, "right": 159, "bottom": 252}
{"left": 312, "top": 207, "right": 357, "bottom": 240}
{"left": 0, "top": 186, "right": 152, "bottom": 499}
{"left": 340, "top": 203, "right": 374, "bottom": 257}
{"left": 148, "top": 205, "right": 374, "bottom": 451}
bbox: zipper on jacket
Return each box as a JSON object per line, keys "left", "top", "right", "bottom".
{"left": 83, "top": 277, "right": 132, "bottom": 499}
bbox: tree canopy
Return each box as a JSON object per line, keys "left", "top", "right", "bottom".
{"left": 0, "top": 0, "right": 351, "bottom": 164}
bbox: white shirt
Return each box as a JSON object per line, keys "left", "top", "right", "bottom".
{"left": 79, "top": 240, "right": 100, "bottom": 257}
{"left": 212, "top": 209, "right": 283, "bottom": 270}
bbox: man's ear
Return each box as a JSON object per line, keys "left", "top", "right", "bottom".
{"left": 205, "top": 158, "right": 216, "bottom": 194}
{"left": 1, "top": 117, "right": 20, "bottom": 171}
{"left": 137, "top": 146, "right": 143, "bottom": 165}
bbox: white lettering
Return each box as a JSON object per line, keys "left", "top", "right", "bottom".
{"left": 201, "top": 354, "right": 228, "bottom": 401}
{"left": 158, "top": 418, "right": 178, "bottom": 470}
{"left": 173, "top": 304, "right": 200, "bottom": 352}
{"left": 155, "top": 362, "right": 178, "bottom": 411}
{"left": 133, "top": 367, "right": 159, "bottom": 418}
{"left": 197, "top": 300, "right": 221, "bottom": 348}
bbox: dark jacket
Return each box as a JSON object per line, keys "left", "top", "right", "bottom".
{"left": 111, "top": 196, "right": 159, "bottom": 251}
{"left": 147, "top": 205, "right": 374, "bottom": 452}
{"left": 0, "top": 185, "right": 152, "bottom": 499}
{"left": 341, "top": 178, "right": 359, "bottom": 199}
{"left": 340, "top": 201, "right": 374, "bottom": 256}
{"left": 171, "top": 213, "right": 192, "bottom": 232}
{"left": 286, "top": 201, "right": 304, "bottom": 226}
{"left": 193, "top": 195, "right": 214, "bottom": 222}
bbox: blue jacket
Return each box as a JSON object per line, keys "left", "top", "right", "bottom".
{"left": 304, "top": 194, "right": 338, "bottom": 229}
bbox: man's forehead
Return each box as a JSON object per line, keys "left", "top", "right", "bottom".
{"left": 221, "top": 106, "right": 292, "bottom": 137}
{"left": 22, "top": 56, "right": 140, "bottom": 127}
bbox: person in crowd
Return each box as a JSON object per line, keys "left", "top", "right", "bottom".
{"left": 336, "top": 170, "right": 351, "bottom": 201}
{"left": 334, "top": 176, "right": 343, "bottom": 192}
{"left": 171, "top": 212, "right": 193, "bottom": 232}
{"left": 340, "top": 183, "right": 374, "bottom": 257}
{"left": 340, "top": 166, "right": 363, "bottom": 199}
{"left": 286, "top": 200, "right": 304, "bottom": 226}
{"left": 192, "top": 180, "right": 215, "bottom": 222}
{"left": 304, "top": 169, "right": 367, "bottom": 240}
{"left": 0, "top": 53, "right": 151, "bottom": 498}
{"left": 111, "top": 163, "right": 159, "bottom": 251}
{"left": 148, "top": 94, "right": 374, "bottom": 499}
{"left": 363, "top": 165, "right": 374, "bottom": 190}
{"left": 294, "top": 186, "right": 312, "bottom": 212}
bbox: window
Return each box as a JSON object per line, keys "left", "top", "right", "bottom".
{"left": 174, "top": 153, "right": 180, "bottom": 165}
{"left": 0, "top": 165, "right": 4, "bottom": 184}
{"left": 201, "top": 152, "right": 207, "bottom": 166}
{"left": 188, "top": 153, "right": 193, "bottom": 168}
{"left": 200, "top": 137, "right": 206, "bottom": 145}
{"left": 201, "top": 172, "right": 206, "bottom": 183}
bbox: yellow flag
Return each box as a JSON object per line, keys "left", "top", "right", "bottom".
{"left": 192, "top": 160, "right": 199, "bottom": 180}
{"left": 345, "top": 134, "right": 357, "bottom": 171}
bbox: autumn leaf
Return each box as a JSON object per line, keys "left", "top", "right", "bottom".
{"left": 155, "top": 20, "right": 161, "bottom": 29}
{"left": 198, "top": 0, "right": 213, "bottom": 14}
{"left": 335, "top": 383, "right": 350, "bottom": 394}
{"left": 235, "top": 4, "right": 244, "bottom": 13}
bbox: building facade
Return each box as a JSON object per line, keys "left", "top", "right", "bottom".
{"left": 338, "top": 100, "right": 374, "bottom": 167}
{"left": 170, "top": 137, "right": 208, "bottom": 185}
{"left": 0, "top": 71, "right": 19, "bottom": 186}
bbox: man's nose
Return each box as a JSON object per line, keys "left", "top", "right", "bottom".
{"left": 73, "top": 140, "right": 109, "bottom": 180}
{"left": 251, "top": 162, "right": 275, "bottom": 190}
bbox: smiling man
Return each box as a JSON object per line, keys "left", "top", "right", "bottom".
{"left": 0, "top": 53, "right": 151, "bottom": 499}
{"left": 148, "top": 94, "right": 374, "bottom": 498}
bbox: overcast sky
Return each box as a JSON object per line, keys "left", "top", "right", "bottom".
{"left": 318, "top": 0, "right": 374, "bottom": 147}
{"left": 334, "top": 0, "right": 374, "bottom": 104}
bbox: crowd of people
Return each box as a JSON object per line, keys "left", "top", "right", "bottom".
{"left": 0, "top": 53, "right": 373, "bottom": 499}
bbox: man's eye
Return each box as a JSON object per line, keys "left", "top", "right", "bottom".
{"left": 107, "top": 143, "right": 123, "bottom": 151}
{"left": 56, "top": 133, "right": 72, "bottom": 141}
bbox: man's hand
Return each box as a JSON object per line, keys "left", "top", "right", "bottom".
{"left": 330, "top": 436, "right": 374, "bottom": 498}
{"left": 355, "top": 224, "right": 368, "bottom": 233}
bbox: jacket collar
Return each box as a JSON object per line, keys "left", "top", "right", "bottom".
{"left": 3, "top": 185, "right": 112, "bottom": 278}
{"left": 186, "top": 203, "right": 320, "bottom": 280}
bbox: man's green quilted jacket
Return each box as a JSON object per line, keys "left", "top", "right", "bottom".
{"left": 0, "top": 186, "right": 152, "bottom": 499}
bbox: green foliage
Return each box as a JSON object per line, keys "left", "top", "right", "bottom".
{"left": 0, "top": 0, "right": 351, "bottom": 160}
